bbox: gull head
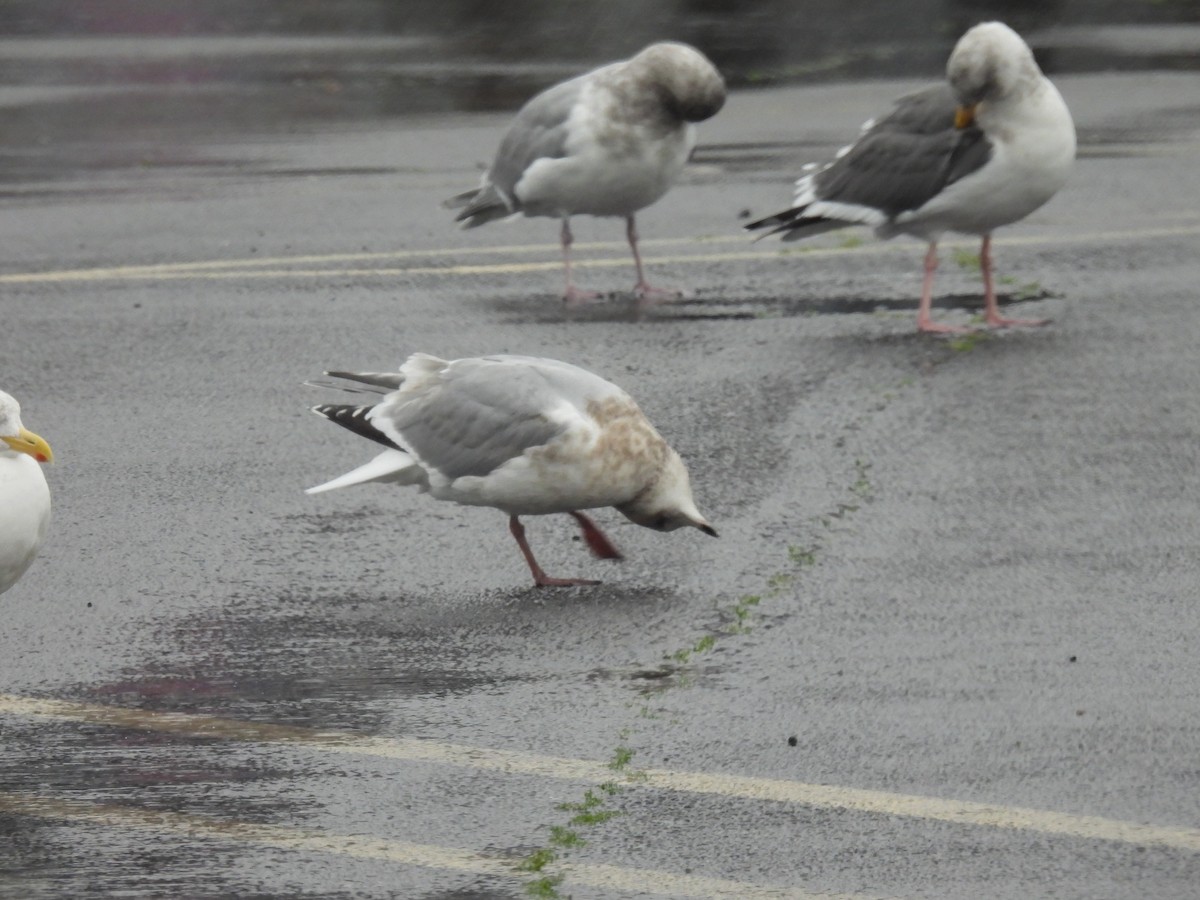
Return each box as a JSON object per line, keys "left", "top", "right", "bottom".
{"left": 947, "top": 21, "right": 1042, "bottom": 113}
{"left": 0, "top": 390, "right": 53, "bottom": 464}
{"left": 633, "top": 42, "right": 726, "bottom": 124}
{"left": 616, "top": 449, "right": 717, "bottom": 537}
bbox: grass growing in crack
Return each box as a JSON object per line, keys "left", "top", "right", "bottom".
{"left": 518, "top": 429, "right": 895, "bottom": 897}
{"left": 567, "top": 806, "right": 622, "bottom": 826}
{"left": 788, "top": 544, "right": 818, "bottom": 567}
{"left": 548, "top": 825, "right": 586, "bottom": 848}
{"left": 729, "top": 593, "right": 762, "bottom": 633}
{"left": 525, "top": 875, "right": 565, "bottom": 899}
{"left": 998, "top": 275, "right": 1043, "bottom": 299}
{"left": 953, "top": 248, "right": 981, "bottom": 271}
{"left": 518, "top": 782, "right": 625, "bottom": 896}
{"left": 851, "top": 458, "right": 873, "bottom": 499}
{"left": 662, "top": 541, "right": 822, "bottom": 669}
{"left": 609, "top": 746, "right": 635, "bottom": 771}
{"left": 767, "top": 571, "right": 794, "bottom": 591}
{"left": 518, "top": 846, "right": 564, "bottom": 898}
{"left": 948, "top": 330, "right": 989, "bottom": 352}
{"left": 673, "top": 632, "right": 717, "bottom": 663}
{"left": 518, "top": 848, "right": 557, "bottom": 873}
{"left": 693, "top": 633, "right": 717, "bottom": 653}
{"left": 559, "top": 783, "right": 624, "bottom": 827}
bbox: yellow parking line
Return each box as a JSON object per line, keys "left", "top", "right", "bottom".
{"left": 0, "top": 792, "right": 863, "bottom": 900}
{"left": 2, "top": 692, "right": 1198, "bottom": 852}
{"left": 0, "top": 235, "right": 734, "bottom": 282}
{"left": 1, "top": 224, "right": 1197, "bottom": 285}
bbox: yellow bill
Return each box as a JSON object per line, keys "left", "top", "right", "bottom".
{"left": 2, "top": 427, "right": 53, "bottom": 463}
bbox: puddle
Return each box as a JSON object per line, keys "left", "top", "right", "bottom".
{"left": 1, "top": 3, "right": 1198, "bottom": 187}
{"left": 71, "top": 600, "right": 536, "bottom": 732}
{"left": 487, "top": 289, "right": 1059, "bottom": 325}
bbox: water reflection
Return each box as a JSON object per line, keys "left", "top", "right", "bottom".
{"left": 82, "top": 598, "right": 535, "bottom": 732}
{"left": 0, "top": 0, "right": 1197, "bottom": 184}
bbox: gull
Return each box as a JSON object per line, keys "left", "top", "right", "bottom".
{"left": 0, "top": 390, "right": 52, "bottom": 596}
{"left": 745, "top": 21, "right": 1076, "bottom": 333}
{"left": 306, "top": 353, "right": 716, "bottom": 587}
{"left": 446, "top": 42, "right": 726, "bottom": 304}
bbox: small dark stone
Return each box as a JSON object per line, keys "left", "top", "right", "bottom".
{"left": 1068, "top": 655, "right": 1077, "bottom": 662}
{"left": 787, "top": 735, "right": 798, "bottom": 747}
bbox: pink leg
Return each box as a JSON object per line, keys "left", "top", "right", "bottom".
{"left": 560, "top": 219, "right": 602, "bottom": 306}
{"left": 569, "top": 511, "right": 624, "bottom": 560}
{"left": 627, "top": 215, "right": 681, "bottom": 303}
{"left": 916, "top": 242, "right": 972, "bottom": 334}
{"left": 981, "top": 234, "right": 1049, "bottom": 328}
{"left": 509, "top": 515, "right": 600, "bottom": 587}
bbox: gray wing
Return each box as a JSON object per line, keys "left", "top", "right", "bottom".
{"left": 476, "top": 354, "right": 622, "bottom": 400}
{"left": 376, "top": 358, "right": 589, "bottom": 480}
{"left": 452, "top": 75, "right": 587, "bottom": 226}
{"left": 813, "top": 85, "right": 992, "bottom": 217}
{"left": 489, "top": 75, "right": 587, "bottom": 198}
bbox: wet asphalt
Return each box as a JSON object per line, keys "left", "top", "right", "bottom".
{"left": 1, "top": 36, "right": 1200, "bottom": 900}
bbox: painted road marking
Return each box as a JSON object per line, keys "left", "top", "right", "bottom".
{"left": 2, "top": 692, "right": 1198, "bottom": 853}
{"left": 1, "top": 224, "right": 1198, "bottom": 285}
{"left": 0, "top": 235, "right": 736, "bottom": 284}
{"left": 0, "top": 792, "right": 869, "bottom": 900}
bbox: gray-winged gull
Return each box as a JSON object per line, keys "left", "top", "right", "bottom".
{"left": 746, "top": 21, "right": 1075, "bottom": 333}
{"left": 0, "top": 390, "right": 52, "bottom": 596}
{"left": 446, "top": 42, "right": 726, "bottom": 305}
{"left": 307, "top": 353, "right": 716, "bottom": 587}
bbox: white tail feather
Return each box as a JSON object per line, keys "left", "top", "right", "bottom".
{"left": 306, "top": 449, "right": 423, "bottom": 494}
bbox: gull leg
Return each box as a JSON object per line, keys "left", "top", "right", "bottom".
{"left": 569, "top": 511, "right": 624, "bottom": 560}
{"left": 981, "top": 234, "right": 1049, "bottom": 328}
{"left": 627, "top": 215, "right": 682, "bottom": 303}
{"left": 916, "top": 241, "right": 972, "bottom": 335}
{"left": 509, "top": 515, "right": 600, "bottom": 587}
{"left": 560, "top": 218, "right": 602, "bottom": 306}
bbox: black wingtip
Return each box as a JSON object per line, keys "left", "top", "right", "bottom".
{"left": 443, "top": 188, "right": 479, "bottom": 211}
{"left": 310, "top": 403, "right": 404, "bottom": 451}
{"left": 744, "top": 206, "right": 807, "bottom": 233}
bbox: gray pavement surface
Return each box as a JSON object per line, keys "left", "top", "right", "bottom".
{"left": 1, "top": 50, "right": 1200, "bottom": 900}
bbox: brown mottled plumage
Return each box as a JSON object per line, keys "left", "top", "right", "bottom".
{"left": 308, "top": 354, "right": 715, "bottom": 587}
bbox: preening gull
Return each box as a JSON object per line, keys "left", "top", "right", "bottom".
{"left": 746, "top": 22, "right": 1075, "bottom": 333}
{"left": 0, "top": 390, "right": 52, "bottom": 596}
{"left": 446, "top": 42, "right": 726, "bottom": 304}
{"left": 307, "top": 354, "right": 716, "bottom": 588}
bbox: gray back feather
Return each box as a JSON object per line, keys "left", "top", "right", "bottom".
{"left": 379, "top": 358, "right": 593, "bottom": 480}
{"left": 489, "top": 75, "right": 585, "bottom": 199}
{"left": 452, "top": 75, "right": 586, "bottom": 226}
{"left": 815, "top": 85, "right": 992, "bottom": 217}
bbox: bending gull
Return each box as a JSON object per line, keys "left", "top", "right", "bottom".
{"left": 746, "top": 21, "right": 1076, "bottom": 333}
{"left": 0, "top": 390, "right": 52, "bottom": 596}
{"left": 306, "top": 354, "right": 716, "bottom": 588}
{"left": 446, "top": 42, "right": 726, "bottom": 304}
